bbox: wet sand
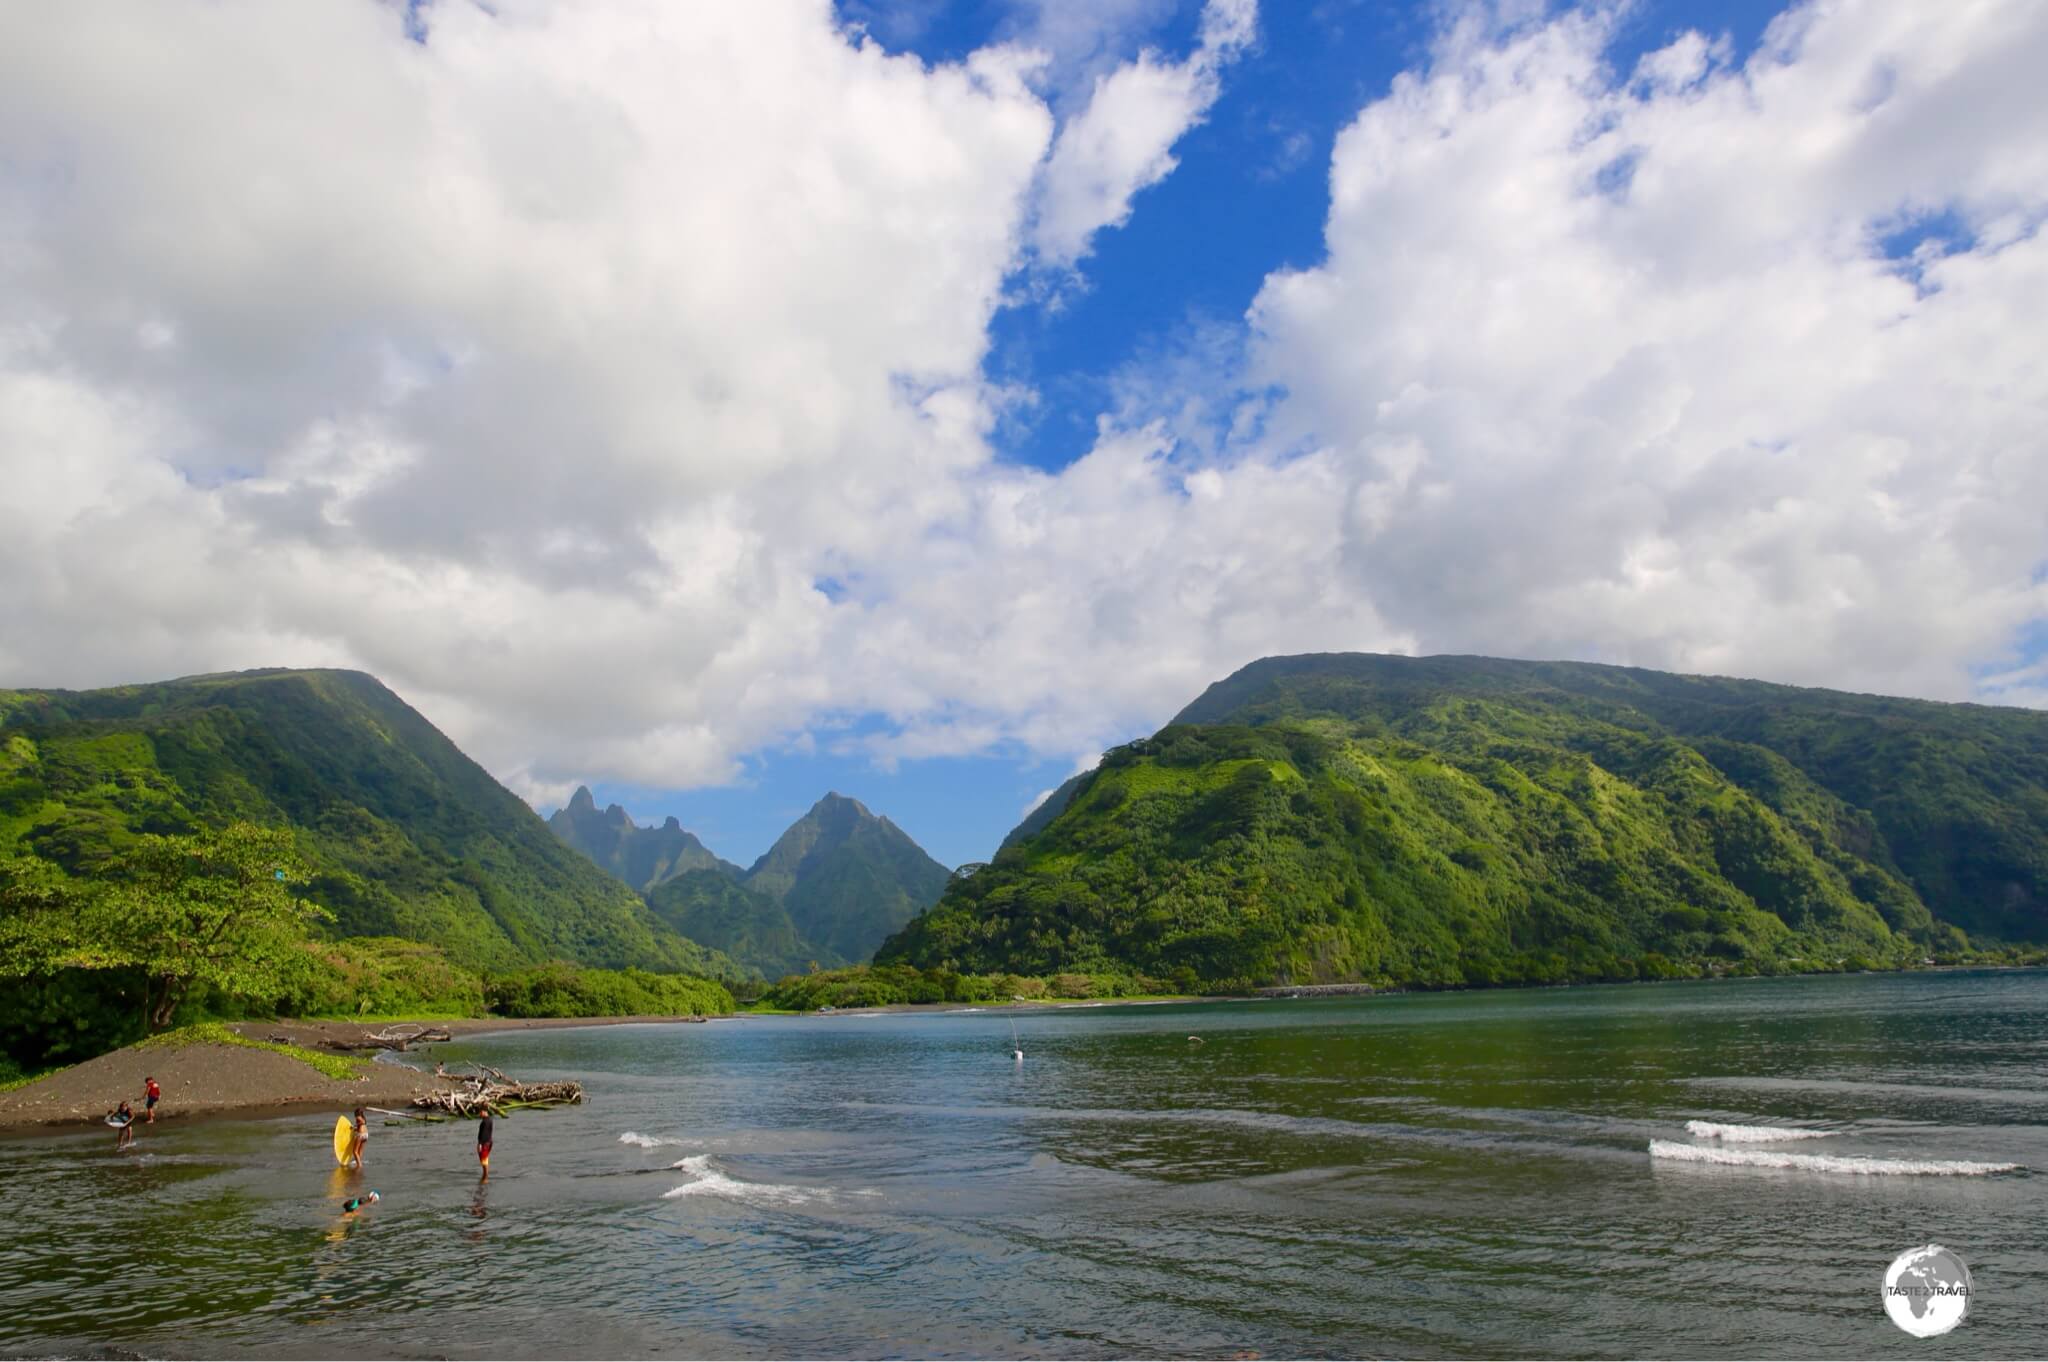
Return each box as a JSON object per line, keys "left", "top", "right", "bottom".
{"left": 0, "top": 1014, "right": 718, "bottom": 1131}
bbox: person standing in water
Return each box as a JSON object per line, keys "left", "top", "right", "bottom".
{"left": 476, "top": 1107, "right": 494, "bottom": 1180}
{"left": 144, "top": 1075, "right": 161, "bottom": 1124}
{"left": 348, "top": 1106, "right": 368, "bottom": 1169}
{"left": 111, "top": 1100, "right": 135, "bottom": 1151}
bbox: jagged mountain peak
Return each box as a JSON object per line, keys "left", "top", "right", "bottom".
{"left": 597, "top": 790, "right": 953, "bottom": 980}
{"left": 547, "top": 788, "right": 736, "bottom": 893}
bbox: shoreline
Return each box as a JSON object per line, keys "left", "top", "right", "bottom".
{"left": 0, "top": 1000, "right": 1211, "bottom": 1133}
{"left": 250, "top": 1013, "right": 723, "bottom": 1049}
{"left": 739, "top": 994, "right": 1212, "bottom": 1016}
{"left": 0, "top": 1013, "right": 720, "bottom": 1133}
{"left": 9, "top": 967, "right": 2035, "bottom": 1134}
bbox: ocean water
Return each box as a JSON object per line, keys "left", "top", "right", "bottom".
{"left": 2, "top": 969, "right": 2044, "bottom": 1359}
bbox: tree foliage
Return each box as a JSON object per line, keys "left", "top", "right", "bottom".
{"left": 483, "top": 961, "right": 734, "bottom": 1018}
{"left": 2, "top": 823, "right": 329, "bottom": 1029}
{"left": 755, "top": 963, "right": 1155, "bottom": 1011}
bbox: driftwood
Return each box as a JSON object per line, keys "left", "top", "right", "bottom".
{"left": 412, "top": 1081, "right": 582, "bottom": 1117}
{"left": 325, "top": 1024, "right": 453, "bottom": 1053}
{"left": 411, "top": 1061, "right": 582, "bottom": 1117}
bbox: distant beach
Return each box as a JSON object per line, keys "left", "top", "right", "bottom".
{"left": 0, "top": 1014, "right": 718, "bottom": 1132}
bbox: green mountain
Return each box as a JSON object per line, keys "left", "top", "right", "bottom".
{"left": 1000, "top": 772, "right": 1091, "bottom": 853}
{"left": 880, "top": 653, "right": 2048, "bottom": 989}
{"left": 742, "top": 793, "right": 952, "bottom": 965}
{"left": 547, "top": 786, "right": 740, "bottom": 891}
{"left": 645, "top": 870, "right": 825, "bottom": 980}
{"left": 543, "top": 788, "right": 951, "bottom": 978}
{"left": 0, "top": 669, "right": 734, "bottom": 976}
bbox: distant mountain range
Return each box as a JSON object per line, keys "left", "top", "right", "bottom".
{"left": 547, "top": 788, "right": 740, "bottom": 890}
{"left": 0, "top": 669, "right": 734, "bottom": 977}
{"left": 549, "top": 789, "right": 951, "bottom": 979}
{"left": 881, "top": 652, "right": 2048, "bottom": 988}
{"left": 14, "top": 653, "right": 2040, "bottom": 1004}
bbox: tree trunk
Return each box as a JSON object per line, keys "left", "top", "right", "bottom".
{"left": 149, "top": 974, "right": 183, "bottom": 1031}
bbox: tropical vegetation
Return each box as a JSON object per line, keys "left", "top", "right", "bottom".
{"left": 0, "top": 669, "right": 733, "bottom": 974}
{"left": 881, "top": 653, "right": 2048, "bottom": 989}
{"left": 754, "top": 963, "right": 1164, "bottom": 1011}
{"left": 0, "top": 669, "right": 738, "bottom": 1069}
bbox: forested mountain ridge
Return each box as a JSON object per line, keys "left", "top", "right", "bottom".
{"left": 0, "top": 669, "right": 734, "bottom": 977}
{"left": 547, "top": 786, "right": 741, "bottom": 891}
{"left": 879, "top": 653, "right": 2048, "bottom": 989}
{"left": 742, "top": 793, "right": 952, "bottom": 964}
{"left": 545, "top": 789, "right": 951, "bottom": 978}
{"left": 645, "top": 870, "right": 823, "bottom": 980}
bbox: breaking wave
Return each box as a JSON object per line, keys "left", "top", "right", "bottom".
{"left": 662, "top": 1154, "right": 822, "bottom": 1205}
{"left": 618, "top": 1131, "right": 690, "bottom": 1149}
{"left": 1649, "top": 1139, "right": 2018, "bottom": 1176}
{"left": 1684, "top": 1121, "right": 1835, "bottom": 1143}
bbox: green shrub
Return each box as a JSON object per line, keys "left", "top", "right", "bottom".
{"left": 484, "top": 961, "right": 733, "bottom": 1018}
{"left": 754, "top": 965, "right": 1178, "bottom": 1011}
{"left": 1050, "top": 973, "right": 1094, "bottom": 998}
{"left": 283, "top": 937, "right": 486, "bottom": 1018}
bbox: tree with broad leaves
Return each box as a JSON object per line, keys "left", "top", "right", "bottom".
{"left": 0, "top": 823, "right": 331, "bottom": 1031}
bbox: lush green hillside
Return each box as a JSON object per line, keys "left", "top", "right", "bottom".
{"left": 542, "top": 788, "right": 950, "bottom": 978}
{"left": 0, "top": 669, "right": 734, "bottom": 977}
{"left": 1001, "top": 772, "right": 1091, "bottom": 853}
{"left": 548, "top": 786, "right": 739, "bottom": 891}
{"left": 880, "top": 653, "right": 2048, "bottom": 990}
{"left": 646, "top": 869, "right": 834, "bottom": 979}
{"left": 743, "top": 793, "right": 952, "bottom": 965}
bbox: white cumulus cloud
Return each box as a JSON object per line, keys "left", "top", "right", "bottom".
{"left": 0, "top": 0, "right": 2041, "bottom": 823}
{"left": 1031, "top": 0, "right": 1258, "bottom": 265}
{"left": 1241, "top": 0, "right": 2048, "bottom": 701}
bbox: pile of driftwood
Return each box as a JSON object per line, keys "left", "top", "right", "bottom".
{"left": 321, "top": 1024, "right": 454, "bottom": 1053}
{"left": 410, "top": 1060, "right": 583, "bottom": 1118}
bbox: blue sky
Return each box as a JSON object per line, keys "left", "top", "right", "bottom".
{"left": 566, "top": 0, "right": 2021, "bottom": 870}
{"left": 8, "top": 0, "right": 2043, "bottom": 874}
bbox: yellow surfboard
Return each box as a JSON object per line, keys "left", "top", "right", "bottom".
{"left": 333, "top": 1114, "right": 354, "bottom": 1167}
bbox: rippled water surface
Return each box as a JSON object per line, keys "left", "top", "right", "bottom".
{"left": 4, "top": 970, "right": 2045, "bottom": 1358}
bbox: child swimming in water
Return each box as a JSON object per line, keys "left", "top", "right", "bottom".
{"left": 342, "top": 1191, "right": 380, "bottom": 1214}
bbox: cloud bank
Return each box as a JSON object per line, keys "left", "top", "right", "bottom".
{"left": 1, "top": 0, "right": 2042, "bottom": 810}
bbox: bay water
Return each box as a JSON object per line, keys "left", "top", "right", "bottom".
{"left": 3, "top": 969, "right": 2044, "bottom": 1358}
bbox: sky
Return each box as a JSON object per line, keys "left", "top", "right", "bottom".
{"left": 2, "top": 0, "right": 2044, "bottom": 870}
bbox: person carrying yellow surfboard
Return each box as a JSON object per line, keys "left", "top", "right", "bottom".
{"left": 347, "top": 1106, "right": 367, "bottom": 1169}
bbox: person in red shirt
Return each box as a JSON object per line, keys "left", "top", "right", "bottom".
{"left": 144, "top": 1075, "right": 161, "bottom": 1124}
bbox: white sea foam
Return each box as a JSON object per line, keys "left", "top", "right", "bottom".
{"left": 662, "top": 1154, "right": 820, "bottom": 1205}
{"left": 618, "top": 1131, "right": 689, "bottom": 1149}
{"left": 1649, "top": 1139, "right": 2017, "bottom": 1176}
{"left": 1685, "top": 1121, "right": 1835, "bottom": 1143}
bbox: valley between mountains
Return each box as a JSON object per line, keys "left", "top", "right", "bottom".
{"left": 4, "top": 652, "right": 2045, "bottom": 1070}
